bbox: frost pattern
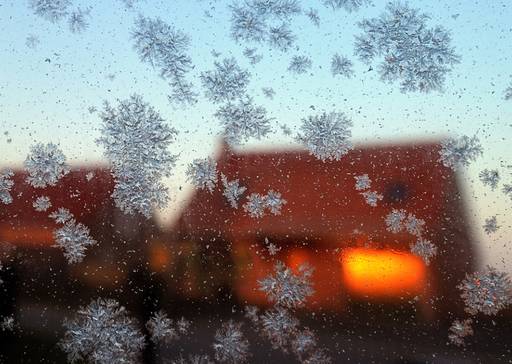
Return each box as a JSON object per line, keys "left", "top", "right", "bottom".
{"left": 404, "top": 213, "right": 425, "bottom": 237}
{"left": 49, "top": 207, "right": 73, "bottom": 224}
{"left": 258, "top": 261, "right": 314, "bottom": 308}
{"left": 260, "top": 307, "right": 299, "bottom": 350}
{"left": 385, "top": 209, "right": 406, "bottom": 233}
{"left": 33, "top": 196, "right": 52, "bottom": 212}
{"left": 355, "top": 2, "right": 460, "bottom": 92}
{"left": 503, "top": 184, "right": 512, "bottom": 201}
{"left": 361, "top": 191, "right": 383, "bottom": 207}
{"left": 288, "top": 55, "right": 312, "bottom": 75}
{"left": 213, "top": 320, "right": 250, "bottom": 364}
{"left": 215, "top": 97, "right": 273, "bottom": 146}
{"left": 479, "top": 169, "right": 500, "bottom": 190}
{"left": 243, "top": 193, "right": 267, "bottom": 218}
{"left": 354, "top": 174, "right": 371, "bottom": 191}
{"left": 186, "top": 158, "right": 218, "bottom": 193}
{"left": 30, "top": 0, "right": 71, "bottom": 23}
{"left": 68, "top": 7, "right": 89, "bottom": 33}
{"left": 24, "top": 143, "right": 70, "bottom": 188}
{"left": 53, "top": 218, "right": 97, "bottom": 264}
{"left": 268, "top": 23, "right": 296, "bottom": 51}
{"left": 262, "top": 87, "right": 275, "bottom": 99}
{"left": 96, "top": 94, "right": 177, "bottom": 218}
{"left": 171, "top": 355, "right": 214, "bottom": 364}
{"left": 483, "top": 216, "right": 499, "bottom": 235}
{"left": 132, "top": 16, "right": 197, "bottom": 106}
{"left": 306, "top": 8, "right": 320, "bottom": 26}
{"left": 448, "top": 319, "right": 473, "bottom": 346}
{"left": 60, "top": 298, "right": 145, "bottom": 364}
{"left": 439, "top": 135, "right": 483, "bottom": 171}
{"left": 265, "top": 190, "right": 287, "bottom": 215}
{"left": 221, "top": 174, "right": 247, "bottom": 209}
{"left": 331, "top": 54, "right": 354, "bottom": 78}
{"left": 26, "top": 34, "right": 40, "bottom": 49}
{"left": 504, "top": 81, "right": 512, "bottom": 100}
{"left": 0, "top": 169, "right": 14, "bottom": 205}
{"left": 297, "top": 111, "right": 353, "bottom": 161}
{"left": 146, "top": 310, "right": 189, "bottom": 345}
{"left": 458, "top": 266, "right": 512, "bottom": 316}
{"left": 323, "top": 0, "right": 371, "bottom": 12}
{"left": 410, "top": 238, "right": 437, "bottom": 265}
{"left": 243, "top": 48, "right": 263, "bottom": 65}
{"left": 200, "top": 58, "right": 251, "bottom": 103}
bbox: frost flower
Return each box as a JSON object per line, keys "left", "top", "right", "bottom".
{"left": 33, "top": 196, "right": 52, "bottom": 212}
{"left": 0, "top": 169, "right": 14, "bottom": 205}
{"left": 53, "top": 219, "right": 96, "bottom": 264}
{"left": 221, "top": 174, "right": 247, "bottom": 209}
{"left": 24, "top": 143, "right": 69, "bottom": 188}
{"left": 187, "top": 158, "right": 218, "bottom": 193}
{"left": 213, "top": 321, "right": 250, "bottom": 364}
{"left": 410, "top": 238, "right": 437, "bottom": 265}
{"left": 439, "top": 135, "right": 483, "bottom": 171}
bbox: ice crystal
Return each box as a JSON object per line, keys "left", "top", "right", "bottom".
{"left": 404, "top": 213, "right": 425, "bottom": 237}
{"left": 68, "top": 8, "right": 89, "bottom": 33}
{"left": 33, "top": 196, "right": 52, "bottom": 212}
{"left": 504, "top": 82, "right": 512, "bottom": 101}
{"left": 268, "top": 23, "right": 296, "bottom": 51}
{"left": 291, "top": 329, "right": 317, "bottom": 359}
{"left": 479, "top": 169, "right": 500, "bottom": 190}
{"left": 215, "top": 97, "right": 272, "bottom": 146}
{"left": 243, "top": 47, "right": 263, "bottom": 65}
{"left": 385, "top": 209, "right": 406, "bottom": 233}
{"left": 24, "top": 142, "right": 70, "bottom": 188}
{"left": 410, "top": 238, "right": 437, "bottom": 265}
{"left": 354, "top": 174, "right": 371, "bottom": 191}
{"left": 306, "top": 8, "right": 320, "bottom": 26}
{"left": 0, "top": 169, "right": 14, "bottom": 205}
{"left": 221, "top": 174, "right": 247, "bottom": 209}
{"left": 297, "top": 111, "right": 353, "bottom": 162}
{"left": 259, "top": 261, "right": 314, "bottom": 308}
{"left": 171, "top": 355, "right": 214, "bottom": 364}
{"left": 264, "top": 237, "right": 282, "bottom": 256}
{"left": 355, "top": 2, "right": 460, "bottom": 93}
{"left": 30, "top": 0, "right": 71, "bottom": 23}
{"left": 85, "top": 171, "right": 94, "bottom": 181}
{"left": 303, "top": 348, "right": 332, "bottom": 364}
{"left": 288, "top": 55, "right": 312, "bottom": 75}
{"left": 200, "top": 58, "right": 251, "bottom": 103}
{"left": 186, "top": 158, "right": 218, "bottom": 193}
{"left": 244, "top": 305, "right": 259, "bottom": 323}
{"left": 60, "top": 298, "right": 145, "bottom": 364}
{"left": 458, "top": 266, "right": 512, "bottom": 316}
{"left": 260, "top": 307, "right": 299, "bottom": 350}
{"left": 262, "top": 87, "right": 275, "bottom": 99}
{"left": 250, "top": 0, "right": 301, "bottom": 18}
{"left": 265, "top": 190, "right": 287, "bottom": 215}
{"left": 503, "top": 184, "right": 512, "bottom": 200}
{"left": 146, "top": 310, "right": 178, "bottom": 344}
{"left": 96, "top": 94, "right": 177, "bottom": 218}
{"left": 0, "top": 315, "right": 15, "bottom": 332}
{"left": 213, "top": 321, "right": 250, "bottom": 364}
{"left": 331, "top": 54, "right": 354, "bottom": 78}
{"left": 361, "top": 190, "right": 383, "bottom": 207}
{"left": 229, "top": 4, "right": 267, "bottom": 43}
{"left": 132, "top": 16, "right": 196, "bottom": 106}
{"left": 243, "top": 193, "right": 267, "bottom": 218}
{"left": 323, "top": 0, "right": 371, "bottom": 12}
{"left": 483, "top": 216, "right": 499, "bottom": 235}
{"left": 53, "top": 218, "right": 96, "bottom": 264}
{"left": 176, "top": 317, "right": 191, "bottom": 335}
{"left": 25, "top": 34, "right": 40, "bottom": 49}
{"left": 448, "top": 319, "right": 473, "bottom": 346}
{"left": 439, "top": 135, "right": 483, "bottom": 171}
{"left": 49, "top": 207, "right": 73, "bottom": 224}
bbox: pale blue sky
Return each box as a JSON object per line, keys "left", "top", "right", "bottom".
{"left": 1, "top": 0, "right": 511, "bottom": 271}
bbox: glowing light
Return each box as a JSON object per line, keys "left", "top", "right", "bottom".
{"left": 341, "top": 247, "right": 426, "bottom": 297}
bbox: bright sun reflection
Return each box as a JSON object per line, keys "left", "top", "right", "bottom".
{"left": 341, "top": 247, "right": 427, "bottom": 297}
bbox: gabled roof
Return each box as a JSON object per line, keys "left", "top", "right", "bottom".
{"left": 175, "top": 140, "right": 460, "bottom": 244}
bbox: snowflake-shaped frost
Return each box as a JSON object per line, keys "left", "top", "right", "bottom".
{"left": 439, "top": 135, "right": 483, "bottom": 171}
{"left": 26, "top": 34, "right": 40, "bottom": 49}
{"left": 221, "top": 174, "right": 247, "bottom": 209}
{"left": 297, "top": 111, "right": 353, "bottom": 162}
{"left": 96, "top": 94, "right": 177, "bottom": 218}
{"left": 291, "top": 329, "right": 317, "bottom": 360}
{"left": 33, "top": 196, "right": 52, "bottom": 212}
{"left": 49, "top": 207, "right": 74, "bottom": 224}
{"left": 53, "top": 219, "right": 96, "bottom": 264}
{"left": 323, "top": 0, "right": 371, "bottom": 12}
{"left": 243, "top": 193, "right": 267, "bottom": 218}
{"left": 331, "top": 54, "right": 354, "bottom": 78}
{"left": 215, "top": 97, "right": 272, "bottom": 146}
{"left": 404, "top": 213, "right": 425, "bottom": 237}
{"left": 243, "top": 48, "right": 263, "bottom": 65}
{"left": 354, "top": 174, "right": 371, "bottom": 191}
{"left": 186, "top": 158, "right": 218, "bottom": 193}
{"left": 504, "top": 82, "right": 512, "bottom": 101}
{"left": 385, "top": 209, "right": 406, "bottom": 233}
{"left": 68, "top": 7, "right": 90, "bottom": 33}
{"left": 258, "top": 261, "right": 314, "bottom": 308}
{"left": 410, "top": 238, "right": 437, "bottom": 265}
{"left": 0, "top": 169, "right": 14, "bottom": 205}
{"left": 30, "top": 0, "right": 71, "bottom": 23}
{"left": 266, "top": 190, "right": 287, "bottom": 215}
{"left": 201, "top": 58, "right": 250, "bottom": 103}
{"left": 146, "top": 310, "right": 178, "bottom": 344}
{"left": 60, "top": 298, "right": 145, "bottom": 364}
{"left": 229, "top": 4, "right": 267, "bottom": 43}
{"left": 479, "top": 169, "right": 500, "bottom": 190}
{"left": 213, "top": 321, "right": 250, "bottom": 364}
{"left": 361, "top": 191, "right": 383, "bottom": 207}
{"left": 24, "top": 143, "right": 70, "bottom": 188}
{"left": 260, "top": 307, "right": 299, "bottom": 351}
{"left": 268, "top": 23, "right": 295, "bottom": 51}
{"left": 262, "top": 87, "right": 275, "bottom": 99}
{"left": 288, "top": 55, "right": 312, "bottom": 75}
{"left": 458, "top": 266, "right": 512, "bottom": 316}
{"left": 306, "top": 8, "right": 320, "bottom": 26}
{"left": 355, "top": 2, "right": 460, "bottom": 92}
{"left": 503, "top": 184, "right": 512, "bottom": 201}
{"left": 483, "top": 216, "right": 499, "bottom": 235}
{"left": 448, "top": 319, "right": 473, "bottom": 346}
